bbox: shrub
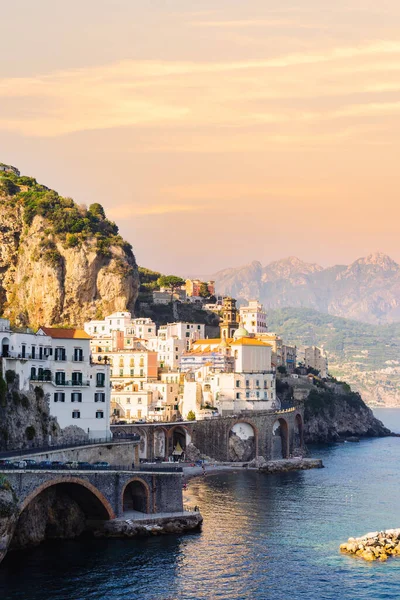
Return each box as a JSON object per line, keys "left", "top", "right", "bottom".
{"left": 25, "top": 426, "right": 36, "bottom": 441}
{"left": 277, "top": 366, "right": 287, "bottom": 375}
{"left": 0, "top": 376, "right": 7, "bottom": 407}
{"left": 21, "top": 395, "right": 30, "bottom": 409}
{"left": 34, "top": 386, "right": 44, "bottom": 399}
{"left": 187, "top": 410, "right": 196, "bottom": 421}
{"left": 0, "top": 178, "right": 18, "bottom": 196}
{"left": 5, "top": 370, "right": 16, "bottom": 384}
{"left": 12, "top": 391, "right": 20, "bottom": 405}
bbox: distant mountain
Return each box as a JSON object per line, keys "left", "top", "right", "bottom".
{"left": 214, "top": 253, "right": 400, "bottom": 324}
{"left": 266, "top": 307, "right": 400, "bottom": 407}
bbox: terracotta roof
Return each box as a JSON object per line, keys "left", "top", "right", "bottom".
{"left": 193, "top": 338, "right": 233, "bottom": 345}
{"left": 39, "top": 327, "right": 91, "bottom": 340}
{"left": 230, "top": 338, "right": 270, "bottom": 347}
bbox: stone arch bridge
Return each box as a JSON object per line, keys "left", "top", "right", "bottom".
{"left": 112, "top": 407, "right": 304, "bottom": 463}
{"left": 5, "top": 468, "right": 183, "bottom": 520}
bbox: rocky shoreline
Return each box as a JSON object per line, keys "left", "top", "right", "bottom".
{"left": 94, "top": 512, "right": 203, "bottom": 538}
{"left": 258, "top": 458, "right": 323, "bottom": 473}
{"left": 340, "top": 529, "right": 400, "bottom": 561}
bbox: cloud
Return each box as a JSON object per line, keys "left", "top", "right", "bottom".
{"left": 1, "top": 39, "right": 400, "bottom": 138}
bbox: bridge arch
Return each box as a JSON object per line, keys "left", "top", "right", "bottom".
{"left": 121, "top": 477, "right": 151, "bottom": 514}
{"left": 272, "top": 418, "right": 289, "bottom": 459}
{"left": 228, "top": 420, "right": 258, "bottom": 462}
{"left": 167, "top": 425, "right": 191, "bottom": 459}
{"left": 20, "top": 477, "right": 115, "bottom": 519}
{"left": 294, "top": 413, "right": 304, "bottom": 449}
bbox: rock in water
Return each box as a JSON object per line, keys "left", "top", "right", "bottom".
{"left": 340, "top": 529, "right": 400, "bottom": 561}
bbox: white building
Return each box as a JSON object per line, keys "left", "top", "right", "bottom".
{"left": 181, "top": 327, "right": 277, "bottom": 418}
{"left": 0, "top": 320, "right": 111, "bottom": 439}
{"left": 84, "top": 312, "right": 156, "bottom": 340}
{"left": 239, "top": 300, "right": 267, "bottom": 334}
{"left": 158, "top": 322, "right": 205, "bottom": 348}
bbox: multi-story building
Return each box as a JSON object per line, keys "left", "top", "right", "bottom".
{"left": 84, "top": 312, "right": 156, "bottom": 340}
{"left": 239, "top": 300, "right": 267, "bottom": 334}
{"left": 0, "top": 320, "right": 111, "bottom": 439}
{"left": 304, "top": 346, "right": 328, "bottom": 378}
{"left": 282, "top": 344, "right": 297, "bottom": 374}
{"left": 158, "top": 322, "right": 205, "bottom": 346}
{"left": 185, "top": 279, "right": 215, "bottom": 297}
{"left": 257, "top": 333, "right": 283, "bottom": 369}
{"left": 181, "top": 325, "right": 277, "bottom": 418}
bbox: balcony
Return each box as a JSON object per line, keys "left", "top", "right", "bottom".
{"left": 32, "top": 377, "right": 90, "bottom": 387}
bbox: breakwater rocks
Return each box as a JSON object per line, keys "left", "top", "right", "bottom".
{"left": 340, "top": 529, "right": 400, "bottom": 561}
{"left": 258, "top": 458, "right": 324, "bottom": 473}
{"left": 95, "top": 512, "right": 203, "bottom": 539}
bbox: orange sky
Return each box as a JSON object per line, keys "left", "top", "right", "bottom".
{"left": 2, "top": 0, "right": 400, "bottom": 276}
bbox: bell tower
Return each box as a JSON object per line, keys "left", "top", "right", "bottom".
{"left": 220, "top": 297, "right": 239, "bottom": 339}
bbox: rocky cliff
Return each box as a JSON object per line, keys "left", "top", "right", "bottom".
{"left": 0, "top": 372, "right": 88, "bottom": 451}
{"left": 303, "top": 388, "right": 390, "bottom": 443}
{"left": 0, "top": 481, "right": 18, "bottom": 565}
{"left": 0, "top": 167, "right": 139, "bottom": 328}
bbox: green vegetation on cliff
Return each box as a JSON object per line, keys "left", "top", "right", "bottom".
{"left": 0, "top": 170, "right": 133, "bottom": 258}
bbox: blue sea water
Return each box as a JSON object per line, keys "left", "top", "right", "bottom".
{"left": 1, "top": 408, "right": 400, "bottom": 600}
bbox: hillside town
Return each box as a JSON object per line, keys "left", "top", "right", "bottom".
{"left": 0, "top": 283, "right": 328, "bottom": 438}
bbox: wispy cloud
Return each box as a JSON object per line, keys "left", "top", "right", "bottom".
{"left": 1, "top": 39, "right": 400, "bottom": 140}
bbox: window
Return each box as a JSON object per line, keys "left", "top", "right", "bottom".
{"left": 96, "top": 372, "right": 105, "bottom": 387}
{"left": 71, "top": 392, "right": 82, "bottom": 403}
{"left": 96, "top": 411, "right": 104, "bottom": 419}
{"left": 72, "top": 372, "right": 83, "bottom": 386}
{"left": 21, "top": 345, "right": 26, "bottom": 358}
{"left": 140, "top": 369, "right": 144, "bottom": 377}
{"left": 119, "top": 369, "right": 123, "bottom": 376}
{"left": 137, "top": 410, "right": 142, "bottom": 418}
{"left": 95, "top": 393, "right": 105, "bottom": 402}
{"left": 129, "top": 368, "right": 133, "bottom": 376}
{"left": 126, "top": 339, "right": 131, "bottom": 345}
{"left": 72, "top": 411, "right": 80, "bottom": 419}
{"left": 236, "top": 392, "right": 241, "bottom": 399}
{"left": 30, "top": 367, "right": 36, "bottom": 380}
{"left": 74, "top": 348, "right": 83, "bottom": 362}
{"left": 54, "top": 392, "right": 65, "bottom": 402}
{"left": 137, "top": 397, "right": 142, "bottom": 404}
{"left": 246, "top": 380, "right": 250, "bottom": 387}
{"left": 246, "top": 392, "right": 250, "bottom": 399}
{"left": 130, "top": 358, "right": 134, "bottom": 367}
{"left": 256, "top": 380, "right": 260, "bottom": 387}
{"left": 127, "top": 398, "right": 131, "bottom": 404}
{"left": 55, "top": 347, "right": 66, "bottom": 361}
{"left": 264, "top": 392, "right": 268, "bottom": 399}
{"left": 186, "top": 332, "right": 190, "bottom": 338}
{"left": 31, "top": 346, "right": 36, "bottom": 359}
{"left": 126, "top": 409, "right": 131, "bottom": 419}
{"left": 55, "top": 371, "right": 66, "bottom": 385}
{"left": 264, "top": 381, "right": 267, "bottom": 389}
{"left": 256, "top": 391, "right": 259, "bottom": 398}
{"left": 236, "top": 380, "right": 240, "bottom": 387}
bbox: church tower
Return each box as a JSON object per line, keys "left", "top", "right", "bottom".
{"left": 220, "top": 297, "right": 239, "bottom": 339}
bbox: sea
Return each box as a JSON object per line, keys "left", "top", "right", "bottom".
{"left": 1, "top": 408, "right": 400, "bottom": 600}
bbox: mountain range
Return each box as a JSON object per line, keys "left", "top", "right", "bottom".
{"left": 214, "top": 253, "right": 400, "bottom": 325}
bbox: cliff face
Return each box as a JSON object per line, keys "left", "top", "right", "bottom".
{"left": 303, "top": 388, "right": 390, "bottom": 443}
{"left": 0, "top": 168, "right": 139, "bottom": 328}
{"left": 0, "top": 483, "right": 18, "bottom": 565}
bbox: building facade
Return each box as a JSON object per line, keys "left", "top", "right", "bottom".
{"left": 239, "top": 300, "right": 267, "bottom": 333}
{"left": 0, "top": 320, "right": 111, "bottom": 439}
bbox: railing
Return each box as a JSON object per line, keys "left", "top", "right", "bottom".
{"left": 30, "top": 376, "right": 90, "bottom": 386}
{"left": 0, "top": 434, "right": 140, "bottom": 458}
{"left": 3, "top": 352, "right": 50, "bottom": 361}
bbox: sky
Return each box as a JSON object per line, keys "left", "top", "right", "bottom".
{"left": 2, "top": 0, "right": 400, "bottom": 277}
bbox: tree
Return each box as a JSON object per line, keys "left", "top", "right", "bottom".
{"left": 157, "top": 275, "right": 185, "bottom": 302}
{"left": 199, "top": 282, "right": 210, "bottom": 298}
{"left": 277, "top": 365, "right": 287, "bottom": 375}
{"left": 187, "top": 410, "right": 196, "bottom": 421}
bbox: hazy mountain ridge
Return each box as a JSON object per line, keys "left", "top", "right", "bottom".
{"left": 267, "top": 307, "right": 400, "bottom": 407}
{"left": 214, "top": 252, "right": 400, "bottom": 324}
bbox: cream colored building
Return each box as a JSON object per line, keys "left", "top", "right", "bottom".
{"left": 304, "top": 346, "right": 328, "bottom": 378}
{"left": 239, "top": 300, "right": 267, "bottom": 333}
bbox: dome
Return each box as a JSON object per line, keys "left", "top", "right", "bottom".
{"left": 233, "top": 326, "right": 249, "bottom": 340}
